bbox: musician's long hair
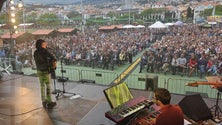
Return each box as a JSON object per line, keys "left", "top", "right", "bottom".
{"left": 35, "top": 39, "right": 45, "bottom": 50}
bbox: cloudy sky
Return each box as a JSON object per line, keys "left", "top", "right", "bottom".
{"left": 23, "top": 0, "right": 81, "bottom": 5}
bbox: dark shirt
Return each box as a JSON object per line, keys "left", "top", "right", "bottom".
{"left": 198, "top": 58, "right": 207, "bottom": 66}
{"left": 156, "top": 104, "right": 184, "bottom": 125}
{"left": 140, "top": 55, "right": 147, "bottom": 65}
{"left": 34, "top": 48, "right": 56, "bottom": 72}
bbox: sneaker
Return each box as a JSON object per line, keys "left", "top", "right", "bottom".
{"left": 46, "top": 102, "right": 57, "bottom": 109}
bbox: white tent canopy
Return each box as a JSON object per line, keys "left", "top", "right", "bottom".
{"left": 122, "top": 24, "right": 136, "bottom": 29}
{"left": 134, "top": 25, "right": 145, "bottom": 28}
{"left": 165, "top": 23, "right": 174, "bottom": 26}
{"left": 174, "top": 21, "right": 183, "bottom": 26}
{"left": 18, "top": 23, "right": 34, "bottom": 26}
{"left": 122, "top": 24, "right": 145, "bottom": 29}
{"left": 0, "top": 24, "right": 6, "bottom": 27}
{"left": 148, "top": 21, "right": 167, "bottom": 29}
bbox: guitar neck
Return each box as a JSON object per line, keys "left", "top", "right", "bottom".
{"left": 195, "top": 82, "right": 222, "bottom": 86}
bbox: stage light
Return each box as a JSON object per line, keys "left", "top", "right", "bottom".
{"left": 11, "top": 18, "right": 16, "bottom": 23}
{"left": 13, "top": 25, "right": 17, "bottom": 29}
{"left": 11, "top": 12, "right": 15, "bottom": 17}
{"left": 10, "top": 6, "right": 15, "bottom": 10}
{"left": 18, "top": 3, "right": 23, "bottom": 8}
{"left": 10, "top": 0, "right": 15, "bottom": 5}
{"left": 7, "top": 0, "right": 24, "bottom": 57}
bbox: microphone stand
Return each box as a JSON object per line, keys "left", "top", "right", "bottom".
{"left": 55, "top": 59, "right": 76, "bottom": 100}
{"left": 51, "top": 71, "right": 61, "bottom": 94}
{"left": 211, "top": 89, "right": 222, "bottom": 120}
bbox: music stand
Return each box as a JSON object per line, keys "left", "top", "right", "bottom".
{"left": 54, "top": 60, "right": 76, "bottom": 100}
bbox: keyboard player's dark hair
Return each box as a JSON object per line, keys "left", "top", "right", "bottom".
{"left": 154, "top": 88, "right": 171, "bottom": 105}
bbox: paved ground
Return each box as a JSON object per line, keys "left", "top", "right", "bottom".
{"left": 0, "top": 73, "right": 221, "bottom": 125}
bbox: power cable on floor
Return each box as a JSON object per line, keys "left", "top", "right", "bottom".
{"left": 0, "top": 107, "right": 43, "bottom": 117}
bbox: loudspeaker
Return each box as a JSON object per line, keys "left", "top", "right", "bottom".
{"left": 145, "top": 75, "right": 158, "bottom": 91}
{"left": 179, "top": 94, "right": 212, "bottom": 122}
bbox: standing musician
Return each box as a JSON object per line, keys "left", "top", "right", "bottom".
{"left": 132, "top": 88, "right": 184, "bottom": 125}
{"left": 34, "top": 39, "right": 57, "bottom": 109}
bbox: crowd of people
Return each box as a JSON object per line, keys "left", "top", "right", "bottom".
{"left": 6, "top": 28, "right": 150, "bottom": 71}
{"left": 1, "top": 23, "right": 222, "bottom": 78}
{"left": 139, "top": 24, "right": 222, "bottom": 78}
{"left": 44, "top": 28, "right": 151, "bottom": 70}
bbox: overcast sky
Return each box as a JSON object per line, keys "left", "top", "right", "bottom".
{"left": 23, "top": 0, "right": 81, "bottom": 5}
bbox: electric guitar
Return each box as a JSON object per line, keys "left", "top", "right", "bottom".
{"left": 48, "top": 60, "right": 57, "bottom": 73}
{"left": 52, "top": 61, "right": 57, "bottom": 69}
{"left": 186, "top": 81, "right": 222, "bottom": 87}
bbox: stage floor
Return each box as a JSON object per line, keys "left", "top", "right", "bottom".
{"left": 0, "top": 73, "right": 221, "bottom": 125}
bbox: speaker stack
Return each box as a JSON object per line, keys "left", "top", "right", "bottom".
{"left": 179, "top": 94, "right": 213, "bottom": 122}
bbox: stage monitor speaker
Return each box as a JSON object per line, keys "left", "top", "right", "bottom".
{"left": 179, "top": 94, "right": 212, "bottom": 122}
{"left": 145, "top": 75, "right": 158, "bottom": 91}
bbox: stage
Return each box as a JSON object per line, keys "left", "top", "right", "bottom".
{"left": 0, "top": 73, "right": 221, "bottom": 125}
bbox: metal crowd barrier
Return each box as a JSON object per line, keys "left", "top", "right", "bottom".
{"left": 22, "top": 66, "right": 219, "bottom": 99}
{"left": 166, "top": 78, "right": 218, "bottom": 99}
{"left": 0, "top": 58, "right": 14, "bottom": 71}
{"left": 123, "top": 73, "right": 148, "bottom": 90}
{"left": 80, "top": 69, "right": 118, "bottom": 85}
{"left": 54, "top": 67, "right": 119, "bottom": 85}
{"left": 55, "top": 67, "right": 81, "bottom": 82}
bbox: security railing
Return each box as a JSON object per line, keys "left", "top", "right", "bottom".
{"left": 80, "top": 69, "right": 118, "bottom": 85}
{"left": 166, "top": 78, "right": 218, "bottom": 99}
{"left": 22, "top": 66, "right": 218, "bottom": 99}
{"left": 55, "top": 67, "right": 81, "bottom": 82}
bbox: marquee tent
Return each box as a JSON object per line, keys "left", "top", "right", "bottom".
{"left": 148, "top": 21, "right": 167, "bottom": 29}
{"left": 32, "top": 29, "right": 56, "bottom": 39}
{"left": 134, "top": 25, "right": 145, "bottom": 28}
{"left": 1, "top": 32, "right": 34, "bottom": 44}
{"left": 1, "top": 32, "right": 26, "bottom": 39}
{"left": 122, "top": 24, "right": 136, "bottom": 29}
{"left": 99, "top": 25, "right": 122, "bottom": 30}
{"left": 32, "top": 30, "right": 54, "bottom": 35}
{"left": 18, "top": 23, "right": 34, "bottom": 27}
{"left": 174, "top": 21, "right": 183, "bottom": 26}
{"left": 122, "top": 24, "right": 145, "bottom": 29}
{"left": 165, "top": 23, "right": 174, "bottom": 26}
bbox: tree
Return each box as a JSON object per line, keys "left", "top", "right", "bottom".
{"left": 26, "top": 12, "right": 38, "bottom": 23}
{"left": 140, "top": 8, "right": 166, "bottom": 22}
{"left": 140, "top": 8, "right": 165, "bottom": 16}
{"left": 107, "top": 11, "right": 119, "bottom": 18}
{"left": 165, "top": 11, "right": 174, "bottom": 22}
{"left": 0, "top": 13, "right": 7, "bottom": 24}
{"left": 202, "top": 5, "right": 222, "bottom": 17}
{"left": 37, "top": 13, "right": 60, "bottom": 26}
{"left": 187, "top": 7, "right": 194, "bottom": 20}
{"left": 67, "top": 11, "right": 81, "bottom": 19}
